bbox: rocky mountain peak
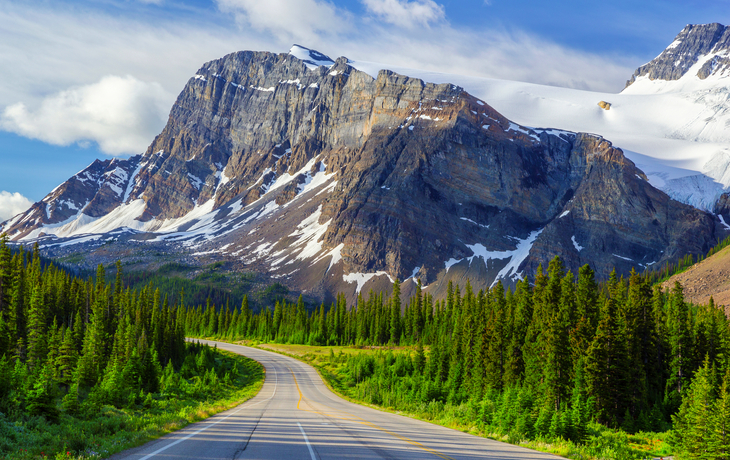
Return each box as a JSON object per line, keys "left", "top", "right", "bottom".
{"left": 626, "top": 23, "right": 730, "bottom": 87}
{"left": 1, "top": 44, "right": 723, "bottom": 303}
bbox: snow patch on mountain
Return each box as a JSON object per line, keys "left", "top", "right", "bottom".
{"left": 289, "top": 45, "right": 335, "bottom": 71}
{"left": 287, "top": 205, "right": 332, "bottom": 263}
{"left": 572, "top": 236, "right": 583, "bottom": 252}
{"left": 103, "top": 167, "right": 128, "bottom": 197}
{"left": 444, "top": 229, "right": 543, "bottom": 285}
{"left": 343, "top": 271, "right": 394, "bottom": 294}
{"left": 124, "top": 159, "right": 145, "bottom": 203}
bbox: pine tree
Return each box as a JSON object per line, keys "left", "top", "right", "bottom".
{"left": 523, "top": 265, "right": 548, "bottom": 391}
{"left": 390, "top": 279, "right": 401, "bottom": 345}
{"left": 56, "top": 325, "right": 78, "bottom": 387}
{"left": 485, "top": 283, "right": 506, "bottom": 392}
{"left": 710, "top": 368, "right": 730, "bottom": 459}
{"left": 9, "top": 253, "right": 26, "bottom": 352}
{"left": 76, "top": 267, "right": 111, "bottom": 387}
{"left": 504, "top": 278, "right": 531, "bottom": 386}
{"left": 666, "top": 281, "right": 691, "bottom": 414}
{"left": 672, "top": 357, "right": 715, "bottom": 458}
{"left": 585, "top": 281, "right": 627, "bottom": 427}
{"left": 544, "top": 272, "right": 574, "bottom": 410}
{"left": 26, "top": 360, "right": 59, "bottom": 422}
{"left": 0, "top": 234, "right": 12, "bottom": 314}
{"left": 414, "top": 339, "right": 425, "bottom": 374}
{"left": 26, "top": 283, "right": 47, "bottom": 371}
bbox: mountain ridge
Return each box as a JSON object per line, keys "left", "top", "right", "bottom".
{"left": 626, "top": 22, "right": 730, "bottom": 87}
{"left": 1, "top": 38, "right": 726, "bottom": 302}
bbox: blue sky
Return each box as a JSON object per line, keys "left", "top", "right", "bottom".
{"left": 0, "top": 0, "right": 729, "bottom": 218}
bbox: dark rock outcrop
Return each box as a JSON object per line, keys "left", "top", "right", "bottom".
{"left": 626, "top": 23, "right": 730, "bottom": 87}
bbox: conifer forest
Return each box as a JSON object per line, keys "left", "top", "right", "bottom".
{"left": 2, "top": 231, "right": 730, "bottom": 459}
{"left": 0, "top": 237, "right": 263, "bottom": 459}
{"left": 188, "top": 256, "right": 730, "bottom": 459}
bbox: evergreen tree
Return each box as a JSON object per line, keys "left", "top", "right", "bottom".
{"left": 26, "top": 283, "right": 47, "bottom": 371}
{"left": 666, "top": 281, "right": 691, "bottom": 413}
{"left": 672, "top": 357, "right": 715, "bottom": 458}
{"left": 710, "top": 368, "right": 730, "bottom": 459}
{"left": 585, "top": 276, "right": 627, "bottom": 427}
{"left": 390, "top": 279, "right": 401, "bottom": 345}
{"left": 56, "top": 325, "right": 78, "bottom": 387}
{"left": 26, "top": 360, "right": 59, "bottom": 422}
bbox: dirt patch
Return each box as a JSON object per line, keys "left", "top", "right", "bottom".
{"left": 663, "top": 245, "right": 730, "bottom": 312}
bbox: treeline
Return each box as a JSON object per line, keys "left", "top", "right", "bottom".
{"left": 646, "top": 233, "right": 730, "bottom": 284}
{"left": 117, "top": 262, "right": 301, "bottom": 313}
{"left": 189, "top": 256, "right": 730, "bottom": 443}
{"left": 0, "top": 236, "right": 198, "bottom": 422}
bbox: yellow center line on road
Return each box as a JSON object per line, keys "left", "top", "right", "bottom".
{"left": 287, "top": 366, "right": 455, "bottom": 460}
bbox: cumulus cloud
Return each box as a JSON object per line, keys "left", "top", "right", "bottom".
{"left": 0, "top": 3, "right": 272, "bottom": 132}
{"left": 0, "top": 0, "right": 640, "bottom": 161}
{"left": 216, "top": 0, "right": 350, "bottom": 43}
{"left": 362, "top": 0, "right": 445, "bottom": 28}
{"left": 0, "top": 191, "right": 33, "bottom": 222}
{"left": 1, "top": 75, "right": 172, "bottom": 155}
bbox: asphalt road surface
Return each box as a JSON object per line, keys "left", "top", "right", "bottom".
{"left": 110, "top": 340, "right": 565, "bottom": 460}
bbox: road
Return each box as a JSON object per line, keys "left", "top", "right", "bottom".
{"left": 110, "top": 340, "right": 566, "bottom": 460}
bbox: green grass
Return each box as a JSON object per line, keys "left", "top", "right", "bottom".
{"left": 0, "top": 349, "right": 264, "bottom": 460}
{"left": 244, "top": 341, "right": 672, "bottom": 460}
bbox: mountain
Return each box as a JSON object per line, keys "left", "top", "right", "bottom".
{"left": 1, "top": 38, "right": 727, "bottom": 302}
{"left": 345, "top": 24, "right": 730, "bottom": 213}
{"left": 626, "top": 23, "right": 730, "bottom": 86}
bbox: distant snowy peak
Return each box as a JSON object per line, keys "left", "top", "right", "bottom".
{"left": 626, "top": 23, "right": 730, "bottom": 89}
{"left": 0, "top": 155, "right": 148, "bottom": 240}
{"left": 288, "top": 45, "right": 336, "bottom": 70}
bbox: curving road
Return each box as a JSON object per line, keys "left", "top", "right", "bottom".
{"left": 110, "top": 340, "right": 565, "bottom": 460}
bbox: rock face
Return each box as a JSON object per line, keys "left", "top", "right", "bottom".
{"left": 1, "top": 45, "right": 722, "bottom": 301}
{"left": 626, "top": 23, "right": 730, "bottom": 87}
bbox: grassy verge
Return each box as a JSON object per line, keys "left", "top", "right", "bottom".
{"left": 243, "top": 341, "right": 672, "bottom": 460}
{"left": 0, "top": 348, "right": 264, "bottom": 460}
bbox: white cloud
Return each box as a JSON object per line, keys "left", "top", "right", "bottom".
{"left": 0, "top": 0, "right": 640, "bottom": 161}
{"left": 362, "top": 0, "right": 445, "bottom": 28}
{"left": 1, "top": 75, "right": 172, "bottom": 155}
{"left": 0, "top": 3, "right": 271, "bottom": 125}
{"left": 0, "top": 191, "right": 33, "bottom": 222}
{"left": 327, "top": 25, "right": 635, "bottom": 93}
{"left": 216, "top": 0, "right": 350, "bottom": 43}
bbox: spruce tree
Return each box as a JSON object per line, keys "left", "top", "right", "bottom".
{"left": 666, "top": 281, "right": 691, "bottom": 413}
{"left": 26, "top": 283, "right": 47, "bottom": 371}
{"left": 390, "top": 279, "right": 401, "bottom": 345}
{"left": 672, "top": 357, "right": 715, "bottom": 458}
{"left": 585, "top": 288, "right": 627, "bottom": 427}
{"left": 710, "top": 368, "right": 730, "bottom": 459}
{"left": 56, "top": 325, "right": 78, "bottom": 387}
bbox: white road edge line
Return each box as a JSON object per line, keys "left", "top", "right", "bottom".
{"left": 297, "top": 422, "right": 317, "bottom": 460}
{"left": 137, "top": 363, "right": 278, "bottom": 460}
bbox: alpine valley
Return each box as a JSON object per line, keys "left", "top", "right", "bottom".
{"left": 5, "top": 23, "right": 730, "bottom": 304}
